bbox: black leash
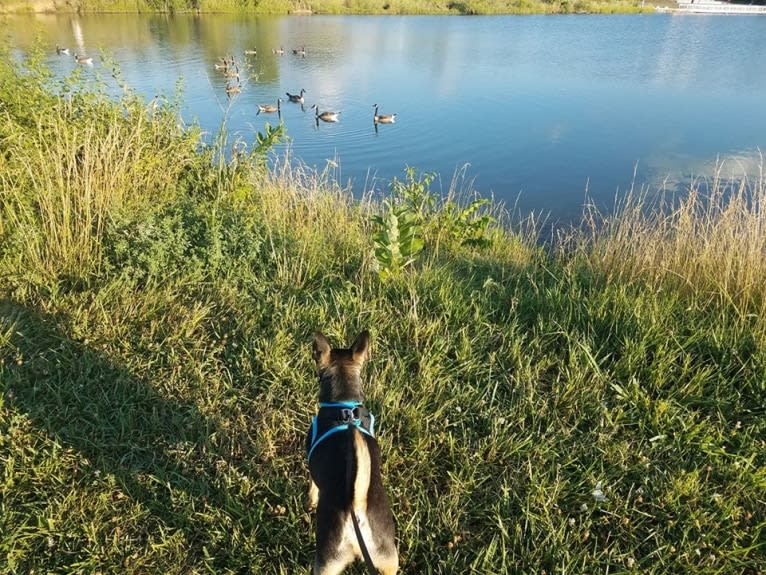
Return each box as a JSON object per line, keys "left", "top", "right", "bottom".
{"left": 346, "top": 426, "right": 379, "bottom": 575}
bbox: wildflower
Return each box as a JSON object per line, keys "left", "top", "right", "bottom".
{"left": 592, "top": 481, "right": 607, "bottom": 502}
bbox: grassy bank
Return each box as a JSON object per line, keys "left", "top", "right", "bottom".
{"left": 0, "top": 0, "right": 654, "bottom": 15}
{"left": 1, "top": 49, "right": 764, "bottom": 575}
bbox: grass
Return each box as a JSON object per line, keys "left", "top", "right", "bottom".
{"left": 1, "top": 47, "right": 765, "bottom": 574}
{"left": 300, "top": 0, "right": 651, "bottom": 14}
{"left": 0, "top": 0, "right": 655, "bottom": 15}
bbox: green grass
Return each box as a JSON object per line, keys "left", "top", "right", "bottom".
{"left": 1, "top": 47, "right": 765, "bottom": 574}
{"left": 301, "top": 0, "right": 651, "bottom": 14}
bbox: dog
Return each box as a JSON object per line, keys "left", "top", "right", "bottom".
{"left": 306, "top": 330, "right": 398, "bottom": 575}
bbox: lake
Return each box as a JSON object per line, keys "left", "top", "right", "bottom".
{"left": 5, "top": 13, "right": 766, "bottom": 224}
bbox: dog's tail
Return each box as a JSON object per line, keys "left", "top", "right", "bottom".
{"left": 346, "top": 427, "right": 371, "bottom": 514}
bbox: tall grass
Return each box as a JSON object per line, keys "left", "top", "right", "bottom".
{"left": 1, "top": 50, "right": 764, "bottom": 574}
{"left": 567, "top": 163, "right": 766, "bottom": 332}
{"left": 0, "top": 48, "right": 203, "bottom": 286}
{"left": 0, "top": 0, "right": 652, "bottom": 14}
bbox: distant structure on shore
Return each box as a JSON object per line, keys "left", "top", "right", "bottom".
{"left": 671, "top": 0, "right": 766, "bottom": 13}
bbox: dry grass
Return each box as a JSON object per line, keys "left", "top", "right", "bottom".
{"left": 0, "top": 57, "right": 200, "bottom": 283}
{"left": 564, "top": 157, "right": 766, "bottom": 332}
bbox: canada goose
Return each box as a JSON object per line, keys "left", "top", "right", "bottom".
{"left": 286, "top": 89, "right": 306, "bottom": 104}
{"left": 244, "top": 48, "right": 257, "bottom": 56}
{"left": 224, "top": 65, "right": 240, "bottom": 79}
{"left": 214, "top": 56, "right": 232, "bottom": 70}
{"left": 56, "top": 44, "right": 70, "bottom": 55}
{"left": 273, "top": 47, "right": 284, "bottom": 55}
{"left": 312, "top": 104, "right": 340, "bottom": 123}
{"left": 225, "top": 81, "right": 241, "bottom": 96}
{"left": 257, "top": 98, "right": 282, "bottom": 115}
{"left": 292, "top": 46, "right": 306, "bottom": 57}
{"left": 74, "top": 54, "right": 93, "bottom": 65}
{"left": 373, "top": 104, "right": 396, "bottom": 124}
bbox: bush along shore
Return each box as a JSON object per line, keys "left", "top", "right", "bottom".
{"left": 1, "top": 48, "right": 764, "bottom": 574}
{"left": 0, "top": 0, "right": 654, "bottom": 15}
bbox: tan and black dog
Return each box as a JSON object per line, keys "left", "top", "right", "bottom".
{"left": 306, "top": 331, "right": 398, "bottom": 575}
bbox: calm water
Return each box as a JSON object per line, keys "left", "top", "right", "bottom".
{"left": 5, "top": 14, "right": 766, "bottom": 223}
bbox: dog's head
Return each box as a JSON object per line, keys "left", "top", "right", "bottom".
{"left": 312, "top": 330, "right": 370, "bottom": 403}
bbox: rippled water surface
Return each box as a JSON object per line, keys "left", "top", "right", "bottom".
{"left": 6, "top": 14, "right": 766, "bottom": 223}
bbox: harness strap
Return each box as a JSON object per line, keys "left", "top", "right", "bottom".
{"left": 307, "top": 402, "right": 375, "bottom": 462}
{"left": 352, "top": 510, "right": 378, "bottom": 575}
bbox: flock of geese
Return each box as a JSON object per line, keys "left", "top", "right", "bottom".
{"left": 214, "top": 51, "right": 397, "bottom": 127}
{"left": 54, "top": 42, "right": 397, "bottom": 127}
{"left": 57, "top": 44, "right": 93, "bottom": 65}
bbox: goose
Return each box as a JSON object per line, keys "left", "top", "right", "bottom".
{"left": 373, "top": 104, "right": 396, "bottom": 124}
{"left": 312, "top": 104, "right": 340, "bottom": 123}
{"left": 214, "top": 56, "right": 232, "bottom": 70}
{"left": 257, "top": 98, "right": 282, "bottom": 115}
{"left": 244, "top": 48, "right": 257, "bottom": 56}
{"left": 225, "top": 81, "right": 242, "bottom": 96}
{"left": 292, "top": 46, "right": 306, "bottom": 57}
{"left": 286, "top": 89, "right": 306, "bottom": 103}
{"left": 224, "top": 65, "right": 240, "bottom": 79}
{"left": 74, "top": 54, "right": 93, "bottom": 65}
{"left": 273, "top": 46, "right": 284, "bottom": 55}
{"left": 56, "top": 44, "right": 70, "bottom": 55}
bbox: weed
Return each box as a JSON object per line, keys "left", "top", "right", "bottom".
{"left": 375, "top": 166, "right": 497, "bottom": 268}
{"left": 371, "top": 199, "right": 424, "bottom": 279}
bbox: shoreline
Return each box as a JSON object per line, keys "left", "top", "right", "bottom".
{"left": 0, "top": 0, "right": 658, "bottom": 15}
{"left": 671, "top": 0, "right": 766, "bottom": 13}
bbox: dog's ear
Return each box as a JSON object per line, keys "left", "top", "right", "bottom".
{"left": 313, "top": 331, "right": 332, "bottom": 368}
{"left": 351, "top": 330, "right": 371, "bottom": 365}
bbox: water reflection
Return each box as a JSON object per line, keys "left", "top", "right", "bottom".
{"left": 3, "top": 13, "right": 765, "bottom": 224}
{"left": 645, "top": 148, "right": 764, "bottom": 192}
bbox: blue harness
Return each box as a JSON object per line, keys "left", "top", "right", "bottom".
{"left": 307, "top": 401, "right": 375, "bottom": 462}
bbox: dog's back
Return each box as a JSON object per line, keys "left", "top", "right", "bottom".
{"left": 307, "top": 331, "right": 398, "bottom": 575}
